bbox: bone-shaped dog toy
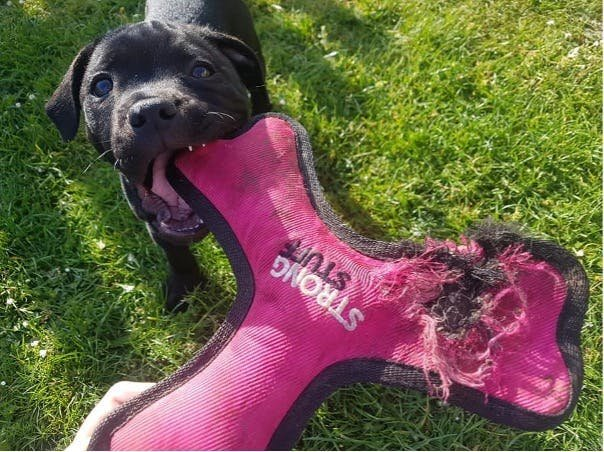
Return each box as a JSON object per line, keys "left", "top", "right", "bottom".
{"left": 89, "top": 114, "right": 588, "bottom": 450}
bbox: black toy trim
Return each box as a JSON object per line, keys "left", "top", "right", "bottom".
{"left": 88, "top": 114, "right": 588, "bottom": 450}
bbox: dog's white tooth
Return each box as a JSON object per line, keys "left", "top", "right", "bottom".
{"left": 201, "top": 143, "right": 206, "bottom": 147}
{"left": 188, "top": 145, "right": 193, "bottom": 152}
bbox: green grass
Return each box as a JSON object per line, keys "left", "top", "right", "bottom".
{"left": 0, "top": 0, "right": 601, "bottom": 449}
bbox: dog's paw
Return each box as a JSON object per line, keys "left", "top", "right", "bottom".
{"left": 165, "top": 270, "right": 204, "bottom": 313}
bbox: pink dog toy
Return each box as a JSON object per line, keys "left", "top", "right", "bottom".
{"left": 89, "top": 114, "right": 587, "bottom": 450}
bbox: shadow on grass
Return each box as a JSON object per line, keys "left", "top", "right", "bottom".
{"left": 0, "top": 158, "right": 235, "bottom": 449}
{"left": 253, "top": 0, "right": 407, "bottom": 239}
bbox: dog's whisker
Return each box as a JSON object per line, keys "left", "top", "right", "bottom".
{"left": 207, "top": 111, "right": 227, "bottom": 120}
{"left": 82, "top": 149, "right": 113, "bottom": 175}
{"left": 207, "top": 111, "right": 236, "bottom": 122}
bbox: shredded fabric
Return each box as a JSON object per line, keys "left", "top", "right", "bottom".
{"left": 379, "top": 239, "right": 533, "bottom": 400}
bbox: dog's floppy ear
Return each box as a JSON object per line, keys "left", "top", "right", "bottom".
{"left": 46, "top": 42, "right": 97, "bottom": 142}
{"left": 207, "top": 31, "right": 272, "bottom": 114}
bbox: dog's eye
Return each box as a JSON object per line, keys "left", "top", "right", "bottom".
{"left": 92, "top": 78, "right": 113, "bottom": 97}
{"left": 191, "top": 63, "right": 214, "bottom": 78}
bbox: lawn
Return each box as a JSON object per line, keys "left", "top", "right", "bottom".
{"left": 0, "top": 0, "right": 601, "bottom": 450}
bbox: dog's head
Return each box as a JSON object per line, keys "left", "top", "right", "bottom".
{"left": 46, "top": 21, "right": 267, "bottom": 243}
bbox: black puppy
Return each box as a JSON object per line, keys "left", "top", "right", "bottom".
{"left": 46, "top": 0, "right": 271, "bottom": 312}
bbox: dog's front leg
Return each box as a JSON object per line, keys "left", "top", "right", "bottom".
{"left": 121, "top": 175, "right": 207, "bottom": 312}
{"left": 150, "top": 230, "right": 208, "bottom": 313}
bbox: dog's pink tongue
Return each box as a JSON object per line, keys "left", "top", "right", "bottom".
{"left": 151, "top": 153, "right": 178, "bottom": 206}
{"left": 151, "top": 153, "right": 190, "bottom": 221}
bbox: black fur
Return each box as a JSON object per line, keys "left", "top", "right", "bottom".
{"left": 46, "top": 1, "right": 271, "bottom": 312}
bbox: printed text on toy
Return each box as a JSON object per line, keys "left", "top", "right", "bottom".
{"left": 270, "top": 241, "right": 365, "bottom": 331}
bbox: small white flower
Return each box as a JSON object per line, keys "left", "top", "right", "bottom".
{"left": 30, "top": 340, "right": 39, "bottom": 347}
{"left": 117, "top": 283, "right": 135, "bottom": 293}
{"left": 28, "top": 93, "right": 36, "bottom": 100}
{"left": 22, "top": 320, "right": 29, "bottom": 328}
{"left": 411, "top": 228, "right": 422, "bottom": 237}
{"left": 324, "top": 51, "right": 339, "bottom": 59}
{"left": 564, "top": 32, "right": 572, "bottom": 39}
{"left": 15, "top": 102, "right": 21, "bottom": 108}
{"left": 546, "top": 19, "right": 555, "bottom": 26}
{"left": 575, "top": 249, "right": 585, "bottom": 257}
{"left": 6, "top": 298, "right": 15, "bottom": 306}
{"left": 96, "top": 239, "right": 106, "bottom": 250}
{"left": 0, "top": 381, "right": 6, "bottom": 386}
{"left": 39, "top": 349, "right": 47, "bottom": 358}
{"left": 567, "top": 47, "right": 580, "bottom": 58}
{"left": 64, "top": 267, "right": 70, "bottom": 272}
{"left": 278, "top": 98, "right": 286, "bottom": 106}
{"left": 127, "top": 253, "right": 137, "bottom": 264}
{"left": 271, "top": 4, "right": 284, "bottom": 11}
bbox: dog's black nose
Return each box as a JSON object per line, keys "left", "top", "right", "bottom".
{"left": 129, "top": 99, "right": 178, "bottom": 129}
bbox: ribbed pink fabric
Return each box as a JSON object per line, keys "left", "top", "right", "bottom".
{"left": 109, "top": 117, "right": 570, "bottom": 450}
